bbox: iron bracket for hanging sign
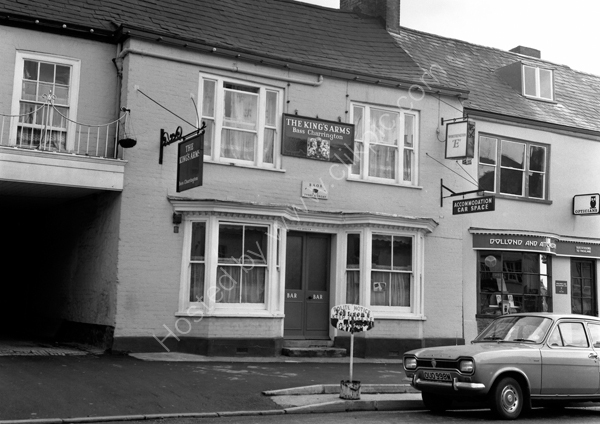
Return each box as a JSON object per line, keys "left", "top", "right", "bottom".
{"left": 159, "top": 122, "right": 206, "bottom": 165}
{"left": 440, "top": 178, "right": 482, "bottom": 207}
{"left": 440, "top": 115, "right": 469, "bottom": 126}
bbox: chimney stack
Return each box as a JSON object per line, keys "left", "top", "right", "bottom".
{"left": 340, "top": 0, "right": 401, "bottom": 33}
{"left": 509, "top": 46, "right": 541, "bottom": 59}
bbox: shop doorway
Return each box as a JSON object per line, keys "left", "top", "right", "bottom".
{"left": 284, "top": 231, "right": 331, "bottom": 339}
{"left": 571, "top": 259, "right": 597, "bottom": 316}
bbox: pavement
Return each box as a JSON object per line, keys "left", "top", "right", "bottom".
{"left": 0, "top": 342, "right": 425, "bottom": 423}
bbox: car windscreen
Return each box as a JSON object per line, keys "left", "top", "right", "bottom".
{"left": 474, "top": 316, "right": 553, "bottom": 343}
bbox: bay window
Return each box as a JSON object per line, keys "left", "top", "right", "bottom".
{"left": 350, "top": 103, "right": 418, "bottom": 185}
{"left": 199, "top": 74, "right": 281, "bottom": 168}
{"left": 182, "top": 217, "right": 273, "bottom": 314}
{"left": 371, "top": 234, "right": 412, "bottom": 307}
{"left": 343, "top": 230, "right": 422, "bottom": 317}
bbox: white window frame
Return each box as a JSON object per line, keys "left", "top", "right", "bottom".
{"left": 348, "top": 103, "right": 419, "bottom": 186}
{"left": 9, "top": 51, "right": 80, "bottom": 149}
{"left": 478, "top": 134, "right": 549, "bottom": 200}
{"left": 198, "top": 72, "right": 283, "bottom": 170}
{"left": 342, "top": 228, "right": 424, "bottom": 319}
{"left": 179, "top": 215, "right": 278, "bottom": 317}
{"left": 522, "top": 65, "right": 553, "bottom": 101}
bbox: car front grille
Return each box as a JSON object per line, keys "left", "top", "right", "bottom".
{"left": 416, "top": 358, "right": 460, "bottom": 371}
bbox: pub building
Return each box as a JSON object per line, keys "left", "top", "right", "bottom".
{"left": 1, "top": 0, "right": 599, "bottom": 357}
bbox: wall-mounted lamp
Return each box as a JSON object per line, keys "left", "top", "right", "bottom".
{"left": 173, "top": 212, "right": 182, "bottom": 233}
{"left": 172, "top": 213, "right": 182, "bottom": 224}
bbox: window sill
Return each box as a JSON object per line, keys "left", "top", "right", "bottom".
{"left": 347, "top": 176, "right": 422, "bottom": 189}
{"left": 204, "top": 158, "right": 285, "bottom": 173}
{"left": 371, "top": 310, "right": 426, "bottom": 320}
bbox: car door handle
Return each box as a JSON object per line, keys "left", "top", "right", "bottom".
{"left": 589, "top": 353, "right": 598, "bottom": 359}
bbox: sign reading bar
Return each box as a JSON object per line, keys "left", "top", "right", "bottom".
{"left": 453, "top": 196, "right": 495, "bottom": 215}
{"left": 445, "top": 120, "right": 475, "bottom": 160}
{"left": 176, "top": 132, "right": 203, "bottom": 192}
{"left": 282, "top": 114, "right": 354, "bottom": 164}
{"left": 573, "top": 193, "right": 600, "bottom": 215}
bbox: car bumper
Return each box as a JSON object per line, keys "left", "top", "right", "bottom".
{"left": 412, "top": 375, "right": 486, "bottom": 393}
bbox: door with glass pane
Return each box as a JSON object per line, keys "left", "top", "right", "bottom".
{"left": 572, "top": 259, "right": 597, "bottom": 316}
{"left": 284, "top": 232, "right": 331, "bottom": 339}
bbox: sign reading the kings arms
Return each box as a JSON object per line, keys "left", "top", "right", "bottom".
{"left": 282, "top": 114, "right": 354, "bottom": 164}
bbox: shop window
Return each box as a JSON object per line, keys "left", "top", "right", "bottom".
{"left": 345, "top": 233, "right": 361, "bottom": 304}
{"left": 478, "top": 135, "right": 548, "bottom": 200}
{"left": 571, "top": 259, "right": 597, "bottom": 316}
{"left": 370, "top": 234, "right": 413, "bottom": 307}
{"left": 478, "top": 251, "right": 552, "bottom": 316}
{"left": 199, "top": 74, "right": 281, "bottom": 169}
{"left": 350, "top": 104, "right": 418, "bottom": 185}
{"left": 523, "top": 65, "right": 553, "bottom": 101}
{"left": 10, "top": 52, "right": 80, "bottom": 151}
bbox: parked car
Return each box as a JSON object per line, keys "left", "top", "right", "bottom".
{"left": 403, "top": 313, "right": 600, "bottom": 420}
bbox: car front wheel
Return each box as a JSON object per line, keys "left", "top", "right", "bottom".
{"left": 490, "top": 377, "right": 523, "bottom": 420}
{"left": 422, "top": 391, "right": 453, "bottom": 413}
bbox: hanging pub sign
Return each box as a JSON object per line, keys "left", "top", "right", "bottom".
{"left": 282, "top": 114, "right": 354, "bottom": 164}
{"left": 573, "top": 193, "right": 600, "bottom": 215}
{"left": 445, "top": 120, "right": 475, "bottom": 160}
{"left": 176, "top": 132, "right": 203, "bottom": 192}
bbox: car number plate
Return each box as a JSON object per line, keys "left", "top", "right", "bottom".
{"left": 423, "top": 371, "right": 451, "bottom": 381}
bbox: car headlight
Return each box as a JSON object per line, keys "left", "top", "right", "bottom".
{"left": 459, "top": 359, "right": 474, "bottom": 373}
{"left": 404, "top": 357, "right": 417, "bottom": 370}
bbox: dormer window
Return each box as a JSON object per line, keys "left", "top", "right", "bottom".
{"left": 523, "top": 65, "right": 553, "bottom": 100}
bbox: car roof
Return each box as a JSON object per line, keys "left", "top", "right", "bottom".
{"left": 494, "top": 312, "right": 600, "bottom": 323}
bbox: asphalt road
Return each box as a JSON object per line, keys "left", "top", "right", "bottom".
{"left": 0, "top": 354, "right": 405, "bottom": 420}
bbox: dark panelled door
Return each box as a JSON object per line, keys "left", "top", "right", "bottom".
{"left": 284, "top": 231, "right": 331, "bottom": 339}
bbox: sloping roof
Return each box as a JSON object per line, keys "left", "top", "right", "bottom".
{"left": 392, "top": 27, "right": 600, "bottom": 135}
{"left": 0, "top": 0, "right": 445, "bottom": 89}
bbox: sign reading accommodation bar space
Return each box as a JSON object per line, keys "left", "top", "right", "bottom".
{"left": 176, "top": 132, "right": 203, "bottom": 192}
{"left": 282, "top": 114, "right": 354, "bottom": 164}
{"left": 573, "top": 193, "right": 600, "bottom": 215}
{"left": 453, "top": 196, "right": 495, "bottom": 215}
{"left": 445, "top": 120, "right": 475, "bottom": 159}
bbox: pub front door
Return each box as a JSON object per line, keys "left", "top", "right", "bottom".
{"left": 284, "top": 231, "right": 331, "bottom": 339}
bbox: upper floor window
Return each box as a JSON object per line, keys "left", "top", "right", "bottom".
{"left": 199, "top": 74, "right": 282, "bottom": 169}
{"left": 478, "top": 135, "right": 549, "bottom": 200}
{"left": 522, "top": 65, "right": 553, "bottom": 101}
{"left": 350, "top": 104, "right": 418, "bottom": 185}
{"left": 10, "top": 52, "right": 80, "bottom": 151}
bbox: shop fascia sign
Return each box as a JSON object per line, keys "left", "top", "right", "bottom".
{"left": 472, "top": 233, "right": 600, "bottom": 258}
{"left": 573, "top": 193, "right": 600, "bottom": 215}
